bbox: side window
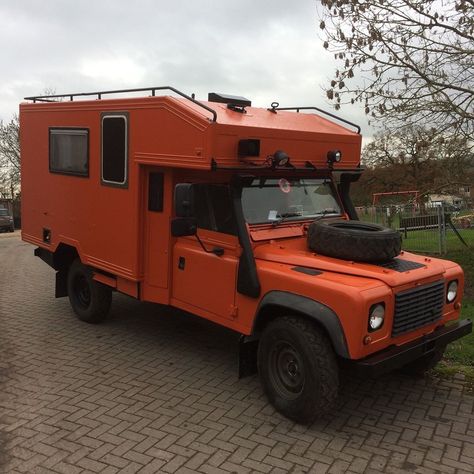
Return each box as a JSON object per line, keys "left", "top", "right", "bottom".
{"left": 148, "top": 172, "right": 164, "bottom": 212}
{"left": 49, "top": 128, "right": 88, "bottom": 176}
{"left": 101, "top": 114, "right": 128, "bottom": 186}
{"left": 193, "top": 184, "right": 237, "bottom": 235}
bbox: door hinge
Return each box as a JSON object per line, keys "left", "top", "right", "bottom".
{"left": 230, "top": 305, "right": 239, "bottom": 319}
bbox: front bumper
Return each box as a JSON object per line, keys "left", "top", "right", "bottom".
{"left": 351, "top": 319, "right": 472, "bottom": 377}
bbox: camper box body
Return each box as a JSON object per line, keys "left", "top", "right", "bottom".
{"left": 20, "top": 94, "right": 361, "bottom": 335}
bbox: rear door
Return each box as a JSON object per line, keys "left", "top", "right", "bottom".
{"left": 142, "top": 168, "right": 172, "bottom": 302}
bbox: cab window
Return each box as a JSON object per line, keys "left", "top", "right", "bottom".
{"left": 193, "top": 184, "right": 237, "bottom": 235}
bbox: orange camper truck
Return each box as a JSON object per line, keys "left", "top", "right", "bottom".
{"left": 20, "top": 87, "right": 471, "bottom": 422}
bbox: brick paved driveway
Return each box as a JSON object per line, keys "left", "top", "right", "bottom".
{"left": 1, "top": 233, "right": 474, "bottom": 474}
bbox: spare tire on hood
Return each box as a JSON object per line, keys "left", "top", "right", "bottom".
{"left": 307, "top": 220, "right": 402, "bottom": 263}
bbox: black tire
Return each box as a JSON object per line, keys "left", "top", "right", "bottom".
{"left": 258, "top": 316, "right": 339, "bottom": 424}
{"left": 9, "top": 226, "right": 14, "bottom": 233}
{"left": 67, "top": 259, "right": 112, "bottom": 323}
{"left": 401, "top": 346, "right": 445, "bottom": 376}
{"left": 308, "top": 220, "right": 401, "bottom": 263}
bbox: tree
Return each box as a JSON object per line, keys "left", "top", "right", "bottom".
{"left": 0, "top": 115, "right": 20, "bottom": 199}
{"left": 318, "top": 0, "right": 474, "bottom": 137}
{"left": 350, "top": 126, "right": 474, "bottom": 205}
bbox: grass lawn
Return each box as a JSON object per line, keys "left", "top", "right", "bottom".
{"left": 401, "top": 228, "right": 474, "bottom": 254}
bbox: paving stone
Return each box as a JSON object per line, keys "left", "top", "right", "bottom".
{"left": 1, "top": 233, "right": 474, "bottom": 474}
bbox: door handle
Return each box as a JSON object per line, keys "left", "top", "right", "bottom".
{"left": 178, "top": 256, "right": 185, "bottom": 270}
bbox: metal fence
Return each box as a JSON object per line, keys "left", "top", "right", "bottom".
{"left": 358, "top": 203, "right": 474, "bottom": 255}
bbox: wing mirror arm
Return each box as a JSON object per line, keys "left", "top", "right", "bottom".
{"left": 195, "top": 234, "right": 224, "bottom": 256}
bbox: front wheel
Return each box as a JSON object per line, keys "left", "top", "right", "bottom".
{"left": 67, "top": 259, "right": 112, "bottom": 323}
{"left": 258, "top": 316, "right": 339, "bottom": 424}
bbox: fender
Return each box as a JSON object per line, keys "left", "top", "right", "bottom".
{"left": 254, "top": 291, "right": 349, "bottom": 358}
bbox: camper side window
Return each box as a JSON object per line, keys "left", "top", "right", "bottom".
{"left": 49, "top": 128, "right": 89, "bottom": 176}
{"left": 101, "top": 114, "right": 128, "bottom": 186}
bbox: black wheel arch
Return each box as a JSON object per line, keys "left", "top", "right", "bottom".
{"left": 252, "top": 291, "right": 350, "bottom": 359}
{"left": 35, "top": 243, "right": 79, "bottom": 272}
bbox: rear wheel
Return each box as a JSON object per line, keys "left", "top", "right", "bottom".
{"left": 9, "top": 225, "right": 14, "bottom": 232}
{"left": 67, "top": 259, "right": 112, "bottom": 323}
{"left": 258, "top": 316, "right": 339, "bottom": 424}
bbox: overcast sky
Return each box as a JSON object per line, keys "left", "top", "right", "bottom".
{"left": 0, "top": 0, "right": 370, "bottom": 136}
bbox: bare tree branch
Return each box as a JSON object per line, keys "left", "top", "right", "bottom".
{"left": 318, "top": 0, "right": 474, "bottom": 137}
{"left": 0, "top": 115, "right": 20, "bottom": 198}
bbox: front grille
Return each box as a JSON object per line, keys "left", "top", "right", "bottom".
{"left": 392, "top": 281, "right": 445, "bottom": 337}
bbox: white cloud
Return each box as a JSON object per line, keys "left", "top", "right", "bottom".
{"left": 0, "top": 0, "right": 371, "bottom": 135}
{"left": 79, "top": 57, "right": 146, "bottom": 85}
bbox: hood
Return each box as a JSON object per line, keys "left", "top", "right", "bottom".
{"left": 253, "top": 239, "right": 447, "bottom": 287}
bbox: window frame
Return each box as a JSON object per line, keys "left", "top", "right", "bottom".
{"left": 49, "top": 127, "right": 89, "bottom": 177}
{"left": 101, "top": 112, "right": 129, "bottom": 188}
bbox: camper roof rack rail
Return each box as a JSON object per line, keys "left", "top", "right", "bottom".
{"left": 24, "top": 86, "right": 218, "bottom": 122}
{"left": 268, "top": 105, "right": 361, "bottom": 134}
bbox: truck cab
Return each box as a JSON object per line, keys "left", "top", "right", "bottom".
{"left": 20, "top": 87, "right": 471, "bottom": 423}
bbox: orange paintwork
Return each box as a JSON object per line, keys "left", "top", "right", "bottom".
{"left": 20, "top": 93, "right": 464, "bottom": 362}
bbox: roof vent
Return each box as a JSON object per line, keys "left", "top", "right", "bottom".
{"left": 208, "top": 92, "right": 251, "bottom": 113}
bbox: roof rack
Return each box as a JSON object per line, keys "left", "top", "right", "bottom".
{"left": 268, "top": 104, "right": 361, "bottom": 134}
{"left": 24, "top": 86, "right": 218, "bottom": 122}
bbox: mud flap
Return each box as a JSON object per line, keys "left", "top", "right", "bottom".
{"left": 238, "top": 335, "right": 259, "bottom": 378}
{"left": 55, "top": 270, "right": 68, "bottom": 298}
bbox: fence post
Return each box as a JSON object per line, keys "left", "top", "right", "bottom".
{"left": 437, "top": 204, "right": 446, "bottom": 254}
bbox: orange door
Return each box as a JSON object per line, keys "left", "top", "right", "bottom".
{"left": 170, "top": 183, "right": 240, "bottom": 320}
{"left": 172, "top": 232, "right": 239, "bottom": 319}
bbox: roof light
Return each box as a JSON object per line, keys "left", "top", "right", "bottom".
{"left": 271, "top": 150, "right": 290, "bottom": 168}
{"left": 327, "top": 150, "right": 342, "bottom": 164}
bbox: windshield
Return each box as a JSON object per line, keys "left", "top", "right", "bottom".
{"left": 241, "top": 177, "right": 342, "bottom": 224}
{"left": 0, "top": 209, "right": 9, "bottom": 216}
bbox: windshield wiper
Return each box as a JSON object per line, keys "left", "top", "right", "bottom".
{"left": 271, "top": 209, "right": 339, "bottom": 227}
{"left": 271, "top": 212, "right": 302, "bottom": 226}
{"left": 313, "top": 209, "right": 339, "bottom": 221}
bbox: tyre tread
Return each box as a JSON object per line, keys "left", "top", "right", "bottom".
{"left": 308, "top": 220, "right": 401, "bottom": 262}
{"left": 258, "top": 315, "right": 339, "bottom": 423}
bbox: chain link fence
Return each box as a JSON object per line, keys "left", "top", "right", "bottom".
{"left": 358, "top": 203, "right": 474, "bottom": 255}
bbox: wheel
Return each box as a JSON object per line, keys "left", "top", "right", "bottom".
{"left": 9, "top": 225, "right": 14, "bottom": 232}
{"left": 258, "top": 316, "right": 339, "bottom": 424}
{"left": 307, "top": 220, "right": 401, "bottom": 263}
{"left": 67, "top": 259, "right": 112, "bottom": 323}
{"left": 401, "top": 346, "right": 446, "bottom": 376}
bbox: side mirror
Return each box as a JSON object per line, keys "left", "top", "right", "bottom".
{"left": 171, "top": 217, "right": 197, "bottom": 237}
{"left": 174, "top": 183, "right": 195, "bottom": 217}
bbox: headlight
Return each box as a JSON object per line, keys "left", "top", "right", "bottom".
{"left": 368, "top": 303, "right": 385, "bottom": 332}
{"left": 447, "top": 280, "right": 458, "bottom": 303}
